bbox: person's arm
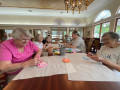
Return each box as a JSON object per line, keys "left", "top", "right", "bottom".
{"left": 66, "top": 42, "right": 76, "bottom": 48}
{"left": 34, "top": 49, "right": 42, "bottom": 59}
{"left": 0, "top": 58, "right": 40, "bottom": 73}
{"left": 87, "top": 52, "right": 120, "bottom": 72}
{"left": 102, "top": 59, "right": 120, "bottom": 71}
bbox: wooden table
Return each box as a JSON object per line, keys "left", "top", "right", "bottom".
{"left": 3, "top": 74, "right": 120, "bottom": 90}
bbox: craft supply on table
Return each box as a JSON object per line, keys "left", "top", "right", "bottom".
{"left": 82, "top": 56, "right": 90, "bottom": 60}
{"left": 63, "top": 58, "right": 71, "bottom": 63}
{"left": 38, "top": 62, "right": 48, "bottom": 68}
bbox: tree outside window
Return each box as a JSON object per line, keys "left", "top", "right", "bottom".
{"left": 101, "top": 22, "right": 110, "bottom": 37}
{"left": 94, "top": 25, "right": 100, "bottom": 38}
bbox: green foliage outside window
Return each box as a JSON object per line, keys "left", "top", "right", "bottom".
{"left": 94, "top": 25, "right": 100, "bottom": 38}
{"left": 116, "top": 19, "right": 120, "bottom": 35}
{"left": 101, "top": 22, "right": 110, "bottom": 37}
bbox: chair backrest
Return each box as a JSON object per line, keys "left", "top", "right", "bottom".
{"left": 84, "top": 38, "right": 90, "bottom": 47}
{"left": 54, "top": 38, "right": 60, "bottom": 42}
{"left": 92, "top": 38, "right": 100, "bottom": 53}
{"left": 0, "top": 73, "right": 7, "bottom": 88}
{"left": 86, "top": 38, "right": 94, "bottom": 53}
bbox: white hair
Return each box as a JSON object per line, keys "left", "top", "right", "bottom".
{"left": 12, "top": 28, "right": 33, "bottom": 39}
{"left": 35, "top": 34, "right": 43, "bottom": 41}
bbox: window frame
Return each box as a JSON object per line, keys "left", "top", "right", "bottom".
{"left": 51, "top": 27, "right": 67, "bottom": 42}
{"left": 114, "top": 18, "right": 120, "bottom": 32}
{"left": 94, "top": 10, "right": 111, "bottom": 22}
{"left": 93, "top": 21, "right": 110, "bottom": 38}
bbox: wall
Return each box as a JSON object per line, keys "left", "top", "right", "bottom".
{"left": 0, "top": 15, "right": 86, "bottom": 26}
{"left": 85, "top": 0, "right": 120, "bottom": 37}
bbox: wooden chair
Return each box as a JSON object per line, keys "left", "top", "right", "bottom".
{"left": 84, "top": 38, "right": 90, "bottom": 48}
{"left": 0, "top": 73, "right": 7, "bottom": 89}
{"left": 92, "top": 38, "right": 100, "bottom": 53}
{"left": 54, "top": 38, "right": 60, "bottom": 42}
{"left": 86, "top": 38, "right": 94, "bottom": 53}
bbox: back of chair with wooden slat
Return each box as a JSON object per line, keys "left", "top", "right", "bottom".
{"left": 0, "top": 73, "right": 7, "bottom": 89}
{"left": 86, "top": 38, "right": 94, "bottom": 53}
{"left": 92, "top": 38, "right": 100, "bottom": 53}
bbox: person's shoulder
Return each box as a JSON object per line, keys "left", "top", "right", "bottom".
{"left": 2, "top": 39, "right": 13, "bottom": 45}
{"left": 100, "top": 45, "right": 106, "bottom": 49}
{"left": 33, "top": 41, "right": 38, "bottom": 44}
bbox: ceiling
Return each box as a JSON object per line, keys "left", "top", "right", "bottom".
{"left": 0, "top": 0, "right": 115, "bottom": 17}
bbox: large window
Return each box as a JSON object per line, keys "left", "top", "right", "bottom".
{"left": 118, "top": 9, "right": 120, "bottom": 14}
{"left": 94, "top": 22, "right": 110, "bottom": 38}
{"left": 52, "top": 27, "right": 67, "bottom": 42}
{"left": 94, "top": 25, "right": 101, "bottom": 38}
{"left": 116, "top": 7, "right": 120, "bottom": 14}
{"left": 115, "top": 19, "right": 120, "bottom": 35}
{"left": 95, "top": 10, "right": 111, "bottom": 22}
{"left": 101, "top": 22, "right": 110, "bottom": 37}
{"left": 5, "top": 30, "right": 13, "bottom": 35}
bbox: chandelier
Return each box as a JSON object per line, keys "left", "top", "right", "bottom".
{"left": 64, "top": 0, "right": 90, "bottom": 14}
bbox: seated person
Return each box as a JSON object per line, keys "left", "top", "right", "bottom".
{"left": 0, "top": 28, "right": 42, "bottom": 82}
{"left": 63, "top": 34, "right": 70, "bottom": 43}
{"left": 42, "top": 36, "right": 51, "bottom": 44}
{"left": 37, "top": 36, "right": 53, "bottom": 56}
{"left": 87, "top": 32, "right": 120, "bottom": 72}
{"left": 66, "top": 31, "right": 86, "bottom": 53}
{"left": 34, "top": 34, "right": 44, "bottom": 50}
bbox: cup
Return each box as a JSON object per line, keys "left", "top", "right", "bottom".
{"left": 59, "top": 47, "right": 66, "bottom": 56}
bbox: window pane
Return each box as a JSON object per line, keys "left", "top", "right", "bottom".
{"left": 52, "top": 27, "right": 59, "bottom": 39}
{"left": 5, "top": 30, "right": 13, "bottom": 35}
{"left": 52, "top": 27, "right": 67, "bottom": 42}
{"left": 77, "top": 28, "right": 83, "bottom": 38}
{"left": 118, "top": 8, "right": 120, "bottom": 13}
{"left": 101, "top": 22, "right": 110, "bottom": 37}
{"left": 94, "top": 25, "right": 100, "bottom": 38}
{"left": 60, "top": 28, "right": 67, "bottom": 40}
{"left": 95, "top": 10, "right": 111, "bottom": 22}
{"left": 116, "top": 19, "right": 120, "bottom": 36}
{"left": 69, "top": 28, "right": 76, "bottom": 38}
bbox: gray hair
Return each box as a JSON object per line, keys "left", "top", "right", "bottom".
{"left": 72, "top": 30, "right": 80, "bottom": 36}
{"left": 102, "top": 32, "right": 120, "bottom": 41}
{"left": 12, "top": 28, "right": 33, "bottom": 39}
{"left": 35, "top": 34, "right": 43, "bottom": 41}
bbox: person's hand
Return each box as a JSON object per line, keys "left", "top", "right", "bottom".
{"left": 87, "top": 52, "right": 103, "bottom": 62}
{"left": 87, "top": 52, "right": 93, "bottom": 57}
{"left": 23, "top": 58, "right": 42, "bottom": 68}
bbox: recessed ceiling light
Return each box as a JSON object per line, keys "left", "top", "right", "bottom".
{"left": 28, "top": 10, "right": 32, "bottom": 12}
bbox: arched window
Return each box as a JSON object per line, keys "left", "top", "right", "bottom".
{"left": 116, "top": 7, "right": 120, "bottom": 14}
{"left": 94, "top": 10, "right": 111, "bottom": 22}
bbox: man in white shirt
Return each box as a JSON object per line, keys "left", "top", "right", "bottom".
{"left": 67, "top": 31, "right": 86, "bottom": 53}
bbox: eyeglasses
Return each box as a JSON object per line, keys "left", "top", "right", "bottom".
{"left": 20, "top": 37, "right": 31, "bottom": 41}
{"left": 101, "top": 38, "right": 110, "bottom": 43}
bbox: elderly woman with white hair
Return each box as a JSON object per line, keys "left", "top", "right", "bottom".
{"left": 34, "top": 34, "right": 44, "bottom": 50}
{"left": 0, "top": 28, "right": 42, "bottom": 78}
{"left": 34, "top": 34, "right": 53, "bottom": 56}
{"left": 87, "top": 32, "right": 120, "bottom": 72}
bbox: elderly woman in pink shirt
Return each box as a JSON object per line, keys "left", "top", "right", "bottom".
{"left": 0, "top": 28, "right": 42, "bottom": 77}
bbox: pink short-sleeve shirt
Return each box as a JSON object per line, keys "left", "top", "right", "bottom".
{"left": 0, "top": 39, "right": 39, "bottom": 63}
